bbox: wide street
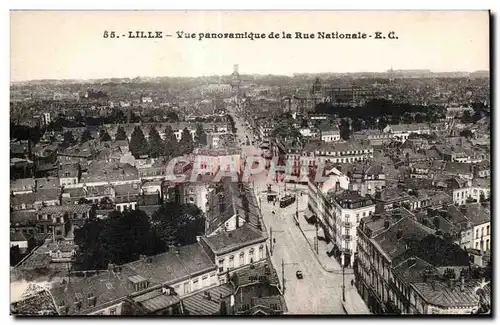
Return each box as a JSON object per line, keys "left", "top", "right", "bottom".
{"left": 229, "top": 104, "right": 352, "bottom": 314}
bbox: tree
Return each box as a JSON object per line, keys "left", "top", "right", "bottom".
{"left": 339, "top": 119, "right": 351, "bottom": 140}
{"left": 166, "top": 111, "right": 179, "bottom": 122}
{"left": 178, "top": 127, "right": 194, "bottom": 155}
{"left": 115, "top": 126, "right": 127, "bottom": 141}
{"left": 195, "top": 123, "right": 208, "bottom": 146}
{"left": 99, "top": 129, "right": 112, "bottom": 142}
{"left": 62, "top": 131, "right": 76, "bottom": 147}
{"left": 129, "top": 126, "right": 149, "bottom": 158}
{"left": 74, "top": 209, "right": 165, "bottom": 270}
{"left": 80, "top": 128, "right": 93, "bottom": 144}
{"left": 460, "top": 129, "right": 473, "bottom": 138}
{"left": 151, "top": 202, "right": 205, "bottom": 247}
{"left": 163, "top": 125, "right": 178, "bottom": 157}
{"left": 148, "top": 126, "right": 164, "bottom": 158}
{"left": 99, "top": 197, "right": 114, "bottom": 210}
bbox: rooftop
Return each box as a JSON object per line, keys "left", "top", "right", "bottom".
{"left": 412, "top": 279, "right": 491, "bottom": 308}
{"left": 201, "top": 224, "right": 267, "bottom": 255}
{"left": 38, "top": 204, "right": 92, "bottom": 217}
{"left": 231, "top": 260, "right": 280, "bottom": 289}
{"left": 126, "top": 242, "right": 216, "bottom": 285}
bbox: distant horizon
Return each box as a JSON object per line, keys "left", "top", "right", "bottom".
{"left": 10, "top": 68, "right": 491, "bottom": 84}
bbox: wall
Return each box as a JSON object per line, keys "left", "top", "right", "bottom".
{"left": 60, "top": 177, "right": 78, "bottom": 187}
{"left": 216, "top": 242, "right": 267, "bottom": 274}
{"left": 90, "top": 302, "right": 124, "bottom": 315}
{"left": 115, "top": 202, "right": 137, "bottom": 212}
{"left": 171, "top": 270, "right": 219, "bottom": 296}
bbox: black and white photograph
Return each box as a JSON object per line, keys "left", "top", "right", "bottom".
{"left": 9, "top": 10, "right": 491, "bottom": 316}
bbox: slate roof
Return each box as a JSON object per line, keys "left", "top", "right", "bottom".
{"left": 463, "top": 203, "right": 490, "bottom": 226}
{"left": 11, "top": 193, "right": 36, "bottom": 206}
{"left": 250, "top": 295, "right": 287, "bottom": 314}
{"left": 11, "top": 287, "right": 58, "bottom": 315}
{"left": 132, "top": 289, "right": 180, "bottom": 313}
{"left": 373, "top": 213, "right": 435, "bottom": 261}
{"left": 181, "top": 283, "right": 233, "bottom": 315}
{"left": 11, "top": 231, "right": 29, "bottom": 242}
{"left": 393, "top": 257, "right": 436, "bottom": 284}
{"left": 201, "top": 224, "right": 267, "bottom": 255}
{"left": 11, "top": 178, "right": 36, "bottom": 192}
{"left": 35, "top": 188, "right": 60, "bottom": 202}
{"left": 126, "top": 243, "right": 216, "bottom": 285}
{"left": 231, "top": 260, "right": 280, "bottom": 289}
{"left": 412, "top": 279, "right": 491, "bottom": 308}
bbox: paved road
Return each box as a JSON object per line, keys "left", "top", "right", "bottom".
{"left": 229, "top": 105, "right": 348, "bottom": 314}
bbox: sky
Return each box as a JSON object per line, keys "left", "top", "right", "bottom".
{"left": 10, "top": 10, "right": 490, "bottom": 81}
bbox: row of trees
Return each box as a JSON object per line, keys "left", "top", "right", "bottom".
{"left": 101, "top": 124, "right": 208, "bottom": 158}
{"left": 74, "top": 202, "right": 204, "bottom": 270}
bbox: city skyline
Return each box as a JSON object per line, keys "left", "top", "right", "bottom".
{"left": 11, "top": 11, "right": 489, "bottom": 81}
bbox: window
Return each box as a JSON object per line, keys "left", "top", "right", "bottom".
{"left": 193, "top": 279, "right": 199, "bottom": 291}
{"left": 259, "top": 245, "right": 264, "bottom": 259}
{"left": 109, "top": 308, "right": 116, "bottom": 316}
{"left": 249, "top": 249, "right": 255, "bottom": 263}
{"left": 356, "top": 214, "right": 360, "bottom": 223}
{"left": 363, "top": 212, "right": 366, "bottom": 217}
{"left": 239, "top": 252, "right": 245, "bottom": 265}
{"left": 476, "top": 242, "right": 479, "bottom": 249}
{"left": 487, "top": 225, "right": 490, "bottom": 236}
{"left": 476, "top": 229, "right": 479, "bottom": 239}
{"left": 184, "top": 282, "right": 190, "bottom": 294}
{"left": 229, "top": 256, "right": 234, "bottom": 269}
{"left": 481, "top": 228, "right": 484, "bottom": 237}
